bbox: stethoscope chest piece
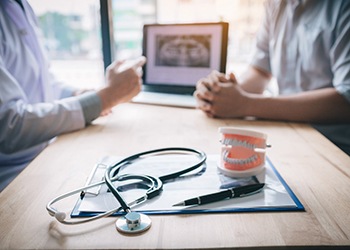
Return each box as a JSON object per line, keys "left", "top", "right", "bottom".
{"left": 116, "top": 212, "right": 152, "bottom": 234}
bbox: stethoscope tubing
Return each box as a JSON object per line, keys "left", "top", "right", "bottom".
{"left": 108, "top": 147, "right": 207, "bottom": 181}
{"left": 47, "top": 147, "right": 207, "bottom": 225}
{"left": 105, "top": 147, "right": 207, "bottom": 213}
{"left": 46, "top": 179, "right": 121, "bottom": 224}
{"left": 46, "top": 175, "right": 154, "bottom": 225}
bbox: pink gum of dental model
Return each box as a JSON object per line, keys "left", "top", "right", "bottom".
{"left": 218, "top": 127, "right": 268, "bottom": 178}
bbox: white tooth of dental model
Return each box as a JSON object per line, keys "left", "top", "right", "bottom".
{"left": 218, "top": 127, "right": 269, "bottom": 178}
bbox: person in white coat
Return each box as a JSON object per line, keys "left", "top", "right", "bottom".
{"left": 0, "top": 0, "right": 145, "bottom": 191}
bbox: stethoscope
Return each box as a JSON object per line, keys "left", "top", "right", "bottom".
{"left": 46, "top": 147, "right": 207, "bottom": 234}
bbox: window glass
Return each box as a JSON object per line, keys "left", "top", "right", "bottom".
{"left": 28, "top": 0, "right": 104, "bottom": 89}
{"left": 112, "top": 0, "right": 157, "bottom": 60}
{"left": 112, "top": 0, "right": 265, "bottom": 75}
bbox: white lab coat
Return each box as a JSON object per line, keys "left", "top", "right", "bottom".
{"left": 0, "top": 1, "right": 86, "bottom": 191}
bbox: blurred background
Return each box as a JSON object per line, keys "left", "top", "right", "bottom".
{"left": 28, "top": 0, "right": 265, "bottom": 89}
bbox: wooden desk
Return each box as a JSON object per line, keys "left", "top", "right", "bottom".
{"left": 1, "top": 103, "right": 350, "bottom": 249}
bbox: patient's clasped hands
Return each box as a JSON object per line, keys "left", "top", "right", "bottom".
{"left": 194, "top": 71, "right": 250, "bottom": 119}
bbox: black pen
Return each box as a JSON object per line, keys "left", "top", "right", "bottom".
{"left": 173, "top": 183, "right": 265, "bottom": 207}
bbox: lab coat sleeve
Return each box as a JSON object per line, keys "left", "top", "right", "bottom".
{"left": 0, "top": 60, "right": 86, "bottom": 154}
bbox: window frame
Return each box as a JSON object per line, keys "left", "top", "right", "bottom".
{"left": 100, "top": 0, "right": 114, "bottom": 70}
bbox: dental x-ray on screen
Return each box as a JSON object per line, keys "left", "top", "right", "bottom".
{"left": 132, "top": 22, "right": 228, "bottom": 108}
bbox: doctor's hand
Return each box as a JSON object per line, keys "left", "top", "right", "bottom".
{"left": 194, "top": 70, "right": 250, "bottom": 118}
{"left": 97, "top": 56, "right": 146, "bottom": 114}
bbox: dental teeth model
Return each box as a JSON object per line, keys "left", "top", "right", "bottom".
{"left": 218, "top": 127, "right": 268, "bottom": 178}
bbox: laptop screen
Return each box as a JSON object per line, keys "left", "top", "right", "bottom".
{"left": 142, "top": 22, "right": 229, "bottom": 95}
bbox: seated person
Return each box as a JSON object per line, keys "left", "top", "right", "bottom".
{"left": 194, "top": 0, "right": 350, "bottom": 155}
{"left": 0, "top": 0, "right": 146, "bottom": 191}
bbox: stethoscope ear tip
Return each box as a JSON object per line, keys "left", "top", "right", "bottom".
{"left": 116, "top": 212, "right": 152, "bottom": 234}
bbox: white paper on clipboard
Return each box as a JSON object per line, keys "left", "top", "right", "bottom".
{"left": 73, "top": 154, "right": 303, "bottom": 216}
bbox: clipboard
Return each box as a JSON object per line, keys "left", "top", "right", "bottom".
{"left": 72, "top": 154, "right": 304, "bottom": 217}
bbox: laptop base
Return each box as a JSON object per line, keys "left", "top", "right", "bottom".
{"left": 132, "top": 92, "right": 196, "bottom": 108}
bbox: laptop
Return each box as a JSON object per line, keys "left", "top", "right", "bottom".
{"left": 133, "top": 22, "right": 229, "bottom": 108}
